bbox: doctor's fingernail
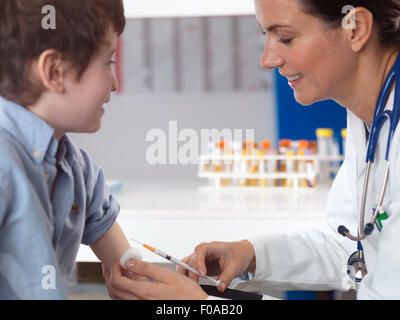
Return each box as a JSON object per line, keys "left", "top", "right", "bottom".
{"left": 127, "top": 260, "right": 136, "bottom": 268}
{"left": 218, "top": 282, "right": 226, "bottom": 291}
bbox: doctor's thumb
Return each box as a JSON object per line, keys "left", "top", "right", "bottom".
{"left": 217, "top": 262, "right": 244, "bottom": 292}
{"left": 217, "top": 271, "right": 235, "bottom": 293}
{"left": 217, "top": 281, "right": 227, "bottom": 293}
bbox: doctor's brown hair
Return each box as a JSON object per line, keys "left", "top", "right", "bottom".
{"left": 299, "top": 0, "right": 400, "bottom": 48}
{"left": 0, "top": 0, "right": 125, "bottom": 107}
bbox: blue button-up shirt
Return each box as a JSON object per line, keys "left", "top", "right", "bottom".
{"left": 0, "top": 97, "right": 120, "bottom": 299}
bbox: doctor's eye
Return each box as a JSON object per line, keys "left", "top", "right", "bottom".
{"left": 278, "top": 38, "right": 292, "bottom": 45}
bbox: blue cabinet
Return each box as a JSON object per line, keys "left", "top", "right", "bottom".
{"left": 275, "top": 69, "right": 347, "bottom": 141}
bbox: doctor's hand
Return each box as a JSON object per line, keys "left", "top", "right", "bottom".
{"left": 106, "top": 259, "right": 208, "bottom": 300}
{"left": 102, "top": 263, "right": 149, "bottom": 300}
{"left": 177, "top": 240, "right": 256, "bottom": 293}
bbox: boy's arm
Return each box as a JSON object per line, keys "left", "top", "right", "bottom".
{"left": 75, "top": 146, "right": 130, "bottom": 269}
{"left": 90, "top": 221, "right": 131, "bottom": 270}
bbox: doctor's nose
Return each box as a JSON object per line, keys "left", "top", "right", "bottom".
{"left": 260, "top": 45, "right": 284, "bottom": 70}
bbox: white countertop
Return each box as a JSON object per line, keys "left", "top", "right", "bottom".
{"left": 77, "top": 180, "right": 331, "bottom": 263}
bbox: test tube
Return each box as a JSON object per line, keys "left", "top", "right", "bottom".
{"left": 297, "top": 140, "right": 309, "bottom": 188}
{"left": 285, "top": 150, "right": 296, "bottom": 188}
{"left": 246, "top": 141, "right": 259, "bottom": 186}
{"left": 222, "top": 141, "right": 233, "bottom": 186}
{"left": 257, "top": 148, "right": 267, "bottom": 187}
{"left": 213, "top": 140, "right": 224, "bottom": 173}
{"left": 278, "top": 139, "right": 291, "bottom": 186}
{"left": 306, "top": 149, "right": 317, "bottom": 187}
{"left": 316, "top": 128, "right": 334, "bottom": 183}
{"left": 203, "top": 140, "right": 214, "bottom": 173}
{"left": 232, "top": 141, "right": 242, "bottom": 187}
{"left": 259, "top": 140, "right": 275, "bottom": 187}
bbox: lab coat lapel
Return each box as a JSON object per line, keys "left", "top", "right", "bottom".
{"left": 347, "top": 111, "right": 368, "bottom": 219}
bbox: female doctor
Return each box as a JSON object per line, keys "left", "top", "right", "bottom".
{"left": 106, "top": 0, "right": 400, "bottom": 299}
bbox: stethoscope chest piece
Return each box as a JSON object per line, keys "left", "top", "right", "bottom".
{"left": 347, "top": 250, "right": 368, "bottom": 283}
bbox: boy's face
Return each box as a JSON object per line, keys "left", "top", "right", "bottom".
{"left": 51, "top": 25, "right": 119, "bottom": 138}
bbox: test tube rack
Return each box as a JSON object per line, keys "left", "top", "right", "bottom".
{"left": 198, "top": 153, "right": 343, "bottom": 190}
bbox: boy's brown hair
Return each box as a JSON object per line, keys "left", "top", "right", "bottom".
{"left": 0, "top": 0, "right": 125, "bottom": 107}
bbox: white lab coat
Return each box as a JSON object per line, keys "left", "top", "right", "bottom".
{"left": 248, "top": 90, "right": 400, "bottom": 299}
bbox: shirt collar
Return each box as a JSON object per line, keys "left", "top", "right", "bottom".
{"left": 0, "top": 96, "right": 58, "bottom": 164}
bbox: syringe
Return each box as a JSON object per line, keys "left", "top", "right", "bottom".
{"left": 131, "top": 238, "right": 220, "bottom": 287}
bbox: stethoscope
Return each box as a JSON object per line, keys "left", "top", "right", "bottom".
{"left": 337, "top": 51, "right": 400, "bottom": 283}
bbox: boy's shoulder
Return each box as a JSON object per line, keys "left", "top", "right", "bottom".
{"left": 0, "top": 128, "right": 26, "bottom": 171}
{"left": 63, "top": 136, "right": 102, "bottom": 176}
{"left": 0, "top": 129, "right": 26, "bottom": 209}
{"left": 63, "top": 136, "right": 91, "bottom": 166}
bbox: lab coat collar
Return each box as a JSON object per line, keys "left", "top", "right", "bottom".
{"left": 348, "top": 111, "right": 367, "bottom": 179}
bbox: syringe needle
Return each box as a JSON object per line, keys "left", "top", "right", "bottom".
{"left": 130, "top": 238, "right": 220, "bottom": 286}
{"left": 131, "top": 238, "right": 144, "bottom": 246}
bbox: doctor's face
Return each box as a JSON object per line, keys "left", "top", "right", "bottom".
{"left": 255, "top": 0, "right": 356, "bottom": 105}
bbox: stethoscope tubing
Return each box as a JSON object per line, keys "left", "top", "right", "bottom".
{"left": 339, "top": 161, "right": 390, "bottom": 241}
{"left": 338, "top": 51, "right": 400, "bottom": 242}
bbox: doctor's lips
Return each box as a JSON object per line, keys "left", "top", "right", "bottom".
{"left": 282, "top": 73, "right": 304, "bottom": 88}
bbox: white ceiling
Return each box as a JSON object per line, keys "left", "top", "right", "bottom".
{"left": 123, "top": 0, "right": 255, "bottom": 18}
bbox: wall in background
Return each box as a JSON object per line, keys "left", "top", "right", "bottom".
{"left": 70, "top": 16, "right": 277, "bottom": 182}
{"left": 123, "top": 0, "right": 255, "bottom": 18}
{"left": 121, "top": 16, "right": 270, "bottom": 93}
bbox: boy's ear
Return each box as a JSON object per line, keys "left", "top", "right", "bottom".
{"left": 36, "top": 49, "right": 67, "bottom": 93}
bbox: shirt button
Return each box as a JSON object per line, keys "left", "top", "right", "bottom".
{"left": 33, "top": 150, "right": 42, "bottom": 158}
{"left": 71, "top": 204, "right": 79, "bottom": 215}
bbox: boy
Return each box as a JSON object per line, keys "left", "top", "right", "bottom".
{"left": 0, "top": 0, "right": 131, "bottom": 299}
